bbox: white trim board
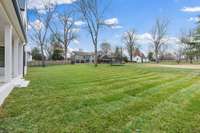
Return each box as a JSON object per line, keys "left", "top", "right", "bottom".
{"left": 0, "top": 78, "right": 16, "bottom": 105}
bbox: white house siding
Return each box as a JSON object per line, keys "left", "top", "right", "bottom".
{"left": 72, "top": 51, "right": 95, "bottom": 64}
{"left": 0, "top": 0, "right": 28, "bottom": 105}
{"left": 0, "top": 68, "right": 4, "bottom": 76}
{"left": 132, "top": 56, "right": 149, "bottom": 63}
{"left": 133, "top": 56, "right": 142, "bottom": 63}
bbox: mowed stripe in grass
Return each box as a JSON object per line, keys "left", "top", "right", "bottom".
{"left": 124, "top": 81, "right": 200, "bottom": 133}
{"left": 0, "top": 64, "right": 200, "bottom": 133}
{"left": 66, "top": 74, "right": 199, "bottom": 132}
{"left": 27, "top": 71, "right": 181, "bottom": 115}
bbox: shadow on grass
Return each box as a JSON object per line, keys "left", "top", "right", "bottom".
{"left": 110, "top": 64, "right": 125, "bottom": 67}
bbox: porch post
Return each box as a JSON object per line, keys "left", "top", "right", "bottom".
{"left": 4, "top": 25, "right": 13, "bottom": 82}
{"left": 13, "top": 38, "right": 19, "bottom": 77}
{"left": 18, "top": 43, "right": 23, "bottom": 77}
{"left": 24, "top": 46, "right": 27, "bottom": 75}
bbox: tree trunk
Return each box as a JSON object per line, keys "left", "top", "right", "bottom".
{"left": 155, "top": 50, "right": 159, "bottom": 64}
{"left": 121, "top": 48, "right": 123, "bottom": 64}
{"left": 64, "top": 45, "right": 68, "bottom": 64}
{"left": 66, "top": 46, "right": 68, "bottom": 64}
{"left": 190, "top": 57, "right": 193, "bottom": 64}
{"left": 41, "top": 44, "right": 45, "bottom": 67}
{"left": 177, "top": 59, "right": 180, "bottom": 64}
{"left": 94, "top": 44, "right": 98, "bottom": 67}
{"left": 130, "top": 47, "right": 133, "bottom": 62}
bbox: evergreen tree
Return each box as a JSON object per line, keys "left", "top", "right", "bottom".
{"left": 32, "top": 47, "right": 42, "bottom": 60}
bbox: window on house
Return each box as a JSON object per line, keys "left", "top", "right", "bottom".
{"left": 0, "top": 47, "right": 4, "bottom": 67}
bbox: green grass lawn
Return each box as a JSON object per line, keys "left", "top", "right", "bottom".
{"left": 1, "top": 64, "right": 200, "bottom": 133}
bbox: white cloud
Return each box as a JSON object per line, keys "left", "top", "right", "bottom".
{"left": 111, "top": 25, "right": 123, "bottom": 29}
{"left": 136, "top": 33, "right": 180, "bottom": 46}
{"left": 30, "top": 19, "right": 44, "bottom": 31}
{"left": 28, "top": 0, "right": 76, "bottom": 10}
{"left": 166, "top": 37, "right": 180, "bottom": 44}
{"left": 138, "top": 33, "right": 152, "bottom": 40}
{"left": 104, "top": 17, "right": 123, "bottom": 29}
{"left": 136, "top": 33, "right": 152, "bottom": 44}
{"left": 70, "top": 28, "right": 80, "bottom": 33}
{"left": 181, "top": 6, "right": 200, "bottom": 13}
{"left": 104, "top": 18, "right": 119, "bottom": 26}
{"left": 74, "top": 21, "right": 85, "bottom": 26}
{"left": 135, "top": 33, "right": 180, "bottom": 53}
{"left": 73, "top": 39, "right": 80, "bottom": 44}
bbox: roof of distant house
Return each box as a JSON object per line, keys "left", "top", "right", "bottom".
{"left": 133, "top": 48, "right": 145, "bottom": 58}
{"left": 72, "top": 51, "right": 95, "bottom": 56}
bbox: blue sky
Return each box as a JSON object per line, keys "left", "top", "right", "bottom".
{"left": 28, "top": 0, "right": 200, "bottom": 54}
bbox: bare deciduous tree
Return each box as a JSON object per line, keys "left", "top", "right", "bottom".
{"left": 150, "top": 18, "right": 169, "bottom": 63}
{"left": 29, "top": 1, "right": 56, "bottom": 67}
{"left": 50, "top": 10, "right": 78, "bottom": 63}
{"left": 76, "top": 0, "right": 111, "bottom": 67}
{"left": 174, "top": 46, "right": 184, "bottom": 64}
{"left": 122, "top": 29, "right": 137, "bottom": 62}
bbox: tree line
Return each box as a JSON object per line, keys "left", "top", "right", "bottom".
{"left": 29, "top": 0, "right": 116, "bottom": 67}
{"left": 29, "top": 0, "right": 200, "bottom": 67}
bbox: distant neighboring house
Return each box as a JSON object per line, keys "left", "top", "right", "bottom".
{"left": 98, "top": 51, "right": 113, "bottom": 63}
{"left": 132, "top": 48, "right": 149, "bottom": 63}
{"left": 0, "top": 0, "right": 28, "bottom": 105}
{"left": 159, "top": 52, "right": 176, "bottom": 61}
{"left": 27, "top": 51, "right": 32, "bottom": 62}
{"left": 26, "top": 46, "right": 32, "bottom": 62}
{"left": 98, "top": 55, "right": 112, "bottom": 63}
{"left": 71, "top": 51, "right": 95, "bottom": 63}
